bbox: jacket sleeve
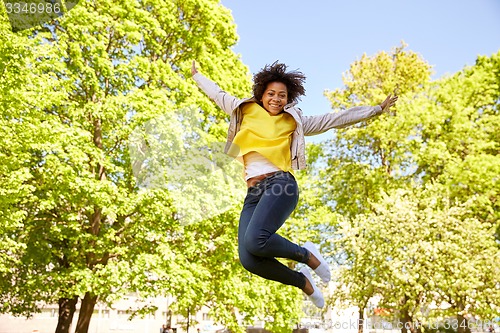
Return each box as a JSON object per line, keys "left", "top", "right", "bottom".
{"left": 301, "top": 105, "right": 383, "bottom": 136}
{"left": 192, "top": 72, "right": 243, "bottom": 116}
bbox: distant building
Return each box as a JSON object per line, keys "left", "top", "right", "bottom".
{"left": 0, "top": 295, "right": 224, "bottom": 333}
{"left": 0, "top": 279, "right": 374, "bottom": 333}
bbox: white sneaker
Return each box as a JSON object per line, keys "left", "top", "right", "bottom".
{"left": 300, "top": 267, "right": 325, "bottom": 308}
{"left": 303, "top": 241, "right": 331, "bottom": 283}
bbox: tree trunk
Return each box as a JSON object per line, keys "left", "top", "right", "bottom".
{"left": 358, "top": 307, "right": 364, "bottom": 333}
{"left": 457, "top": 313, "right": 471, "bottom": 333}
{"left": 74, "top": 292, "right": 98, "bottom": 333}
{"left": 400, "top": 308, "right": 422, "bottom": 333}
{"left": 399, "top": 293, "right": 422, "bottom": 333}
{"left": 72, "top": 115, "right": 103, "bottom": 333}
{"left": 401, "top": 309, "right": 410, "bottom": 333}
{"left": 456, "top": 301, "right": 471, "bottom": 333}
{"left": 55, "top": 296, "right": 78, "bottom": 333}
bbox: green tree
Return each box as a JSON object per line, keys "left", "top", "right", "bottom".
{"left": 1, "top": 1, "right": 314, "bottom": 332}
{"left": 408, "top": 51, "right": 500, "bottom": 235}
{"left": 322, "top": 42, "right": 432, "bottom": 218}
{"left": 0, "top": 1, "right": 280, "bottom": 333}
{"left": 321, "top": 45, "right": 499, "bottom": 332}
{"left": 320, "top": 43, "right": 432, "bottom": 331}
{"left": 334, "top": 185, "right": 500, "bottom": 333}
{"left": 0, "top": 13, "right": 74, "bottom": 319}
{"left": 403, "top": 50, "right": 500, "bottom": 333}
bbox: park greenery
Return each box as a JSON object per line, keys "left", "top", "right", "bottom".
{"left": 0, "top": 1, "right": 498, "bottom": 333}
{"left": 320, "top": 44, "right": 499, "bottom": 333}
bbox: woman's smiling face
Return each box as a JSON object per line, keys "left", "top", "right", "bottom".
{"left": 261, "top": 81, "right": 288, "bottom": 115}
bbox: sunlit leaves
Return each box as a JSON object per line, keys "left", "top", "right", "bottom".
{"left": 319, "top": 45, "right": 500, "bottom": 325}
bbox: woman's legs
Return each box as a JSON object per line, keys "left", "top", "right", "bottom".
{"left": 237, "top": 172, "right": 309, "bottom": 289}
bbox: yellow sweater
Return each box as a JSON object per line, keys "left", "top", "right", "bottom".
{"left": 231, "top": 102, "right": 296, "bottom": 172}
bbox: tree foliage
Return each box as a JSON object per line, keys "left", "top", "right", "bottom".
{"left": 319, "top": 44, "right": 500, "bottom": 331}
{"left": 0, "top": 1, "right": 305, "bottom": 333}
{"left": 322, "top": 42, "right": 433, "bottom": 218}
{"left": 334, "top": 185, "right": 500, "bottom": 332}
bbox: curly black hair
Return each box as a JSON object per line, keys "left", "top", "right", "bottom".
{"left": 252, "top": 61, "right": 306, "bottom": 104}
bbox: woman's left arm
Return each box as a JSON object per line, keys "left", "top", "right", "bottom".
{"left": 302, "top": 95, "right": 398, "bottom": 136}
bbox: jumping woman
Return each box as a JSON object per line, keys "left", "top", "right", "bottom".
{"left": 191, "top": 61, "right": 397, "bottom": 308}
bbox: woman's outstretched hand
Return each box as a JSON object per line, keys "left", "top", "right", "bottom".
{"left": 380, "top": 94, "right": 398, "bottom": 112}
{"left": 191, "top": 61, "right": 198, "bottom": 76}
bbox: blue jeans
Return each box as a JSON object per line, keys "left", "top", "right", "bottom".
{"left": 238, "top": 171, "right": 309, "bottom": 289}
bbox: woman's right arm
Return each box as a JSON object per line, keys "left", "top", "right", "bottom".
{"left": 191, "top": 61, "right": 242, "bottom": 116}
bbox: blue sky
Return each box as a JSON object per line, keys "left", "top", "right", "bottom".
{"left": 219, "top": 0, "right": 500, "bottom": 138}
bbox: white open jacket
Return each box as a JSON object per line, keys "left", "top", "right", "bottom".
{"left": 193, "top": 72, "right": 383, "bottom": 170}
